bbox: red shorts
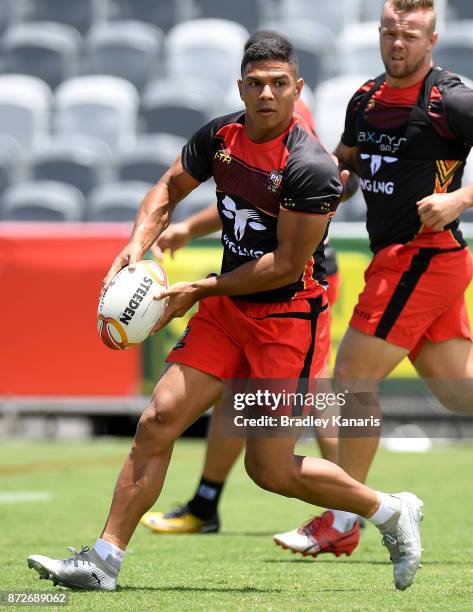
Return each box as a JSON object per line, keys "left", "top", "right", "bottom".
{"left": 326, "top": 271, "right": 340, "bottom": 307}
{"left": 167, "top": 294, "right": 330, "bottom": 381}
{"left": 350, "top": 244, "right": 472, "bottom": 361}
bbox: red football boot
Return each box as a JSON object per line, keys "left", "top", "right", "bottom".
{"left": 274, "top": 510, "right": 361, "bottom": 558}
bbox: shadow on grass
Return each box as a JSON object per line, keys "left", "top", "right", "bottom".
{"left": 149, "top": 531, "right": 276, "bottom": 537}
{"left": 265, "top": 558, "right": 389, "bottom": 566}
{"left": 266, "top": 558, "right": 472, "bottom": 566}
{"left": 218, "top": 531, "right": 277, "bottom": 537}
{"left": 117, "top": 585, "right": 282, "bottom": 594}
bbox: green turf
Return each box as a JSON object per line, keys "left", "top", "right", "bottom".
{"left": 1, "top": 439, "right": 472, "bottom": 611}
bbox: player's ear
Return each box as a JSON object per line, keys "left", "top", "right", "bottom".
{"left": 429, "top": 30, "right": 439, "bottom": 51}
{"left": 238, "top": 79, "right": 244, "bottom": 101}
{"left": 295, "top": 78, "right": 304, "bottom": 100}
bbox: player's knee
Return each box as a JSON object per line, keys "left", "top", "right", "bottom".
{"left": 151, "top": 386, "right": 182, "bottom": 425}
{"left": 435, "top": 391, "right": 473, "bottom": 414}
{"left": 333, "top": 355, "right": 355, "bottom": 381}
{"left": 427, "top": 378, "right": 473, "bottom": 414}
{"left": 136, "top": 392, "right": 180, "bottom": 448}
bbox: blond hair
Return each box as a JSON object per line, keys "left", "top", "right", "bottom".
{"left": 384, "top": 0, "right": 436, "bottom": 31}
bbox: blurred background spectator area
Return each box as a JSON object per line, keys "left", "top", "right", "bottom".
{"left": 0, "top": 0, "right": 471, "bottom": 223}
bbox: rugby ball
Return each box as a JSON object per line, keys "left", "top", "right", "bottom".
{"left": 97, "top": 260, "right": 168, "bottom": 350}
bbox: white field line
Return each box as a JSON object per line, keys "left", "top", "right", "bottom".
{"left": 0, "top": 491, "right": 53, "bottom": 504}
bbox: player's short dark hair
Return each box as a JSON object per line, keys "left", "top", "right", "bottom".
{"left": 384, "top": 0, "right": 436, "bottom": 31}
{"left": 241, "top": 37, "right": 299, "bottom": 77}
{"left": 244, "top": 30, "right": 292, "bottom": 52}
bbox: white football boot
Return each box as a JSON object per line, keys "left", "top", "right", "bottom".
{"left": 27, "top": 546, "right": 118, "bottom": 591}
{"left": 379, "top": 492, "right": 424, "bottom": 591}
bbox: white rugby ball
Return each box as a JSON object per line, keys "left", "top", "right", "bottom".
{"left": 97, "top": 259, "right": 168, "bottom": 350}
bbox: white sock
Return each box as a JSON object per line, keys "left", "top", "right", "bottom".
{"left": 368, "top": 492, "right": 401, "bottom": 527}
{"left": 331, "top": 510, "right": 359, "bottom": 532}
{"left": 93, "top": 538, "right": 125, "bottom": 568}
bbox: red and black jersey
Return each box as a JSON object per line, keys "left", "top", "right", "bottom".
{"left": 342, "top": 67, "right": 473, "bottom": 253}
{"left": 182, "top": 110, "right": 342, "bottom": 302}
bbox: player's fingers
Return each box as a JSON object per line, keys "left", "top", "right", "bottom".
{"left": 339, "top": 168, "right": 350, "bottom": 190}
{"left": 421, "top": 213, "right": 438, "bottom": 228}
{"left": 151, "top": 244, "right": 164, "bottom": 261}
{"left": 418, "top": 208, "right": 435, "bottom": 224}
{"left": 418, "top": 210, "right": 432, "bottom": 223}
{"left": 102, "top": 257, "right": 125, "bottom": 290}
{"left": 417, "top": 200, "right": 432, "bottom": 212}
{"left": 150, "top": 303, "right": 173, "bottom": 334}
{"left": 127, "top": 243, "right": 143, "bottom": 270}
{"left": 152, "top": 289, "right": 166, "bottom": 301}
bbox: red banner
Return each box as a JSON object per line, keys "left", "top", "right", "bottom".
{"left": 0, "top": 223, "right": 141, "bottom": 396}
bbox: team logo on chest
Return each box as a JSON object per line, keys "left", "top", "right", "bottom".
{"left": 221, "top": 195, "right": 266, "bottom": 241}
{"left": 359, "top": 154, "right": 398, "bottom": 195}
{"left": 360, "top": 154, "right": 398, "bottom": 176}
{"left": 267, "top": 169, "right": 283, "bottom": 193}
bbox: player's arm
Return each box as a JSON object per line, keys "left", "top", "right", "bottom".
{"left": 418, "top": 79, "right": 473, "bottom": 229}
{"left": 152, "top": 203, "right": 221, "bottom": 259}
{"left": 154, "top": 209, "right": 331, "bottom": 330}
{"left": 103, "top": 156, "right": 200, "bottom": 288}
{"left": 417, "top": 184, "right": 473, "bottom": 230}
{"left": 333, "top": 141, "right": 360, "bottom": 202}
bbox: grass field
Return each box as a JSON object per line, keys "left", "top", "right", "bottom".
{"left": 1, "top": 438, "right": 472, "bottom": 611}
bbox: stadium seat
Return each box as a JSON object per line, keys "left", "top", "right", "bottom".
{"left": 30, "top": 137, "right": 112, "bottom": 196}
{"left": 194, "top": 0, "right": 264, "bottom": 34}
{"left": 336, "top": 22, "right": 385, "bottom": 77}
{"left": 1, "top": 180, "right": 86, "bottom": 221}
{"left": 117, "top": 134, "right": 185, "bottom": 184}
{"left": 434, "top": 21, "right": 473, "bottom": 81}
{"left": 278, "top": 0, "right": 350, "bottom": 36}
{"left": 313, "top": 73, "right": 371, "bottom": 153}
{"left": 0, "top": 0, "right": 27, "bottom": 33}
{"left": 87, "top": 180, "right": 152, "bottom": 221}
{"left": 446, "top": 0, "right": 473, "bottom": 20}
{"left": 220, "top": 84, "right": 244, "bottom": 115}
{"left": 2, "top": 22, "right": 81, "bottom": 90}
{"left": 141, "top": 78, "right": 222, "bottom": 139}
{"left": 259, "top": 20, "right": 336, "bottom": 89}
{"left": 24, "top": 0, "right": 110, "bottom": 35}
{"left": 346, "top": 0, "right": 384, "bottom": 23}
{"left": 54, "top": 75, "right": 139, "bottom": 151}
{"left": 172, "top": 181, "right": 217, "bottom": 223}
{"left": 0, "top": 135, "right": 23, "bottom": 193}
{"left": 165, "top": 19, "right": 249, "bottom": 93}
{"left": 112, "top": 0, "right": 191, "bottom": 32}
{"left": 0, "top": 74, "right": 52, "bottom": 152}
{"left": 83, "top": 21, "right": 164, "bottom": 92}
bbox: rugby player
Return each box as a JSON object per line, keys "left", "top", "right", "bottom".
{"left": 27, "top": 36, "right": 423, "bottom": 592}
{"left": 274, "top": 0, "right": 473, "bottom": 560}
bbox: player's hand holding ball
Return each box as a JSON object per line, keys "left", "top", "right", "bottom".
{"left": 151, "top": 281, "right": 202, "bottom": 335}
{"left": 97, "top": 260, "right": 169, "bottom": 350}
